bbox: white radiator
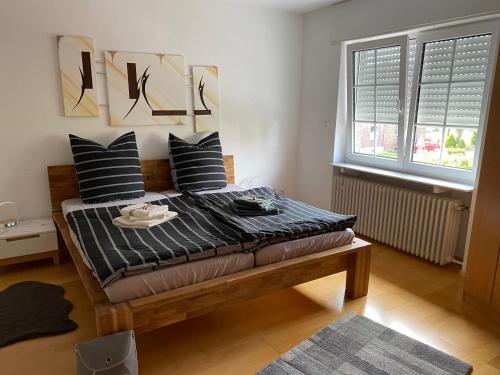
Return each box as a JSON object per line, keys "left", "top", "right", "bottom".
{"left": 332, "top": 174, "right": 463, "bottom": 265}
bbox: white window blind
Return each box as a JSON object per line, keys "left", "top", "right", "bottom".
{"left": 410, "top": 34, "right": 492, "bottom": 170}
{"left": 352, "top": 45, "right": 402, "bottom": 159}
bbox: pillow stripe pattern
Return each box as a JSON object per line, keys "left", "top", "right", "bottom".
{"left": 169, "top": 132, "right": 227, "bottom": 192}
{"left": 69, "top": 132, "right": 145, "bottom": 203}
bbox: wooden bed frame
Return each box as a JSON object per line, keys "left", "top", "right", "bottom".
{"left": 48, "top": 155, "right": 371, "bottom": 336}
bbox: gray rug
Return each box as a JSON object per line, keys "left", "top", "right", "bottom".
{"left": 0, "top": 281, "right": 77, "bottom": 347}
{"left": 257, "top": 312, "right": 472, "bottom": 375}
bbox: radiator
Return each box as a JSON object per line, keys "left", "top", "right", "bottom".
{"left": 332, "top": 174, "right": 463, "bottom": 265}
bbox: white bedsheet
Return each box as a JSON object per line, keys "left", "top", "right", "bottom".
{"left": 161, "top": 184, "right": 246, "bottom": 198}
{"left": 61, "top": 192, "right": 167, "bottom": 218}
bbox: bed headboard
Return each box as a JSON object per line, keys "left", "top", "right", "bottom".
{"left": 47, "top": 155, "right": 235, "bottom": 211}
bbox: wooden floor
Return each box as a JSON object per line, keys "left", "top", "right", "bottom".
{"left": 1, "top": 242, "right": 500, "bottom": 374}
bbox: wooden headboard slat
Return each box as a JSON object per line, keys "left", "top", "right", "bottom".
{"left": 48, "top": 155, "right": 235, "bottom": 211}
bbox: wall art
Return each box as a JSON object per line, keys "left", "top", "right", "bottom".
{"left": 105, "top": 51, "right": 187, "bottom": 126}
{"left": 192, "top": 66, "right": 220, "bottom": 133}
{"left": 57, "top": 35, "right": 99, "bottom": 117}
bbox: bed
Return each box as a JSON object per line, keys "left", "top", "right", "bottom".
{"left": 48, "top": 156, "right": 371, "bottom": 336}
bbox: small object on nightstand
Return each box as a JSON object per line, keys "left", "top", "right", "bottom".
{"left": 0, "top": 202, "right": 20, "bottom": 230}
{"left": 0, "top": 218, "right": 59, "bottom": 266}
{"left": 0, "top": 220, "right": 17, "bottom": 229}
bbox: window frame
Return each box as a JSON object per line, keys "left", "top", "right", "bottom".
{"left": 342, "top": 20, "right": 499, "bottom": 185}
{"left": 404, "top": 21, "right": 499, "bottom": 184}
{"left": 345, "top": 36, "right": 408, "bottom": 169}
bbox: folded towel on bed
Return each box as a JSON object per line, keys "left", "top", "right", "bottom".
{"left": 112, "top": 211, "right": 178, "bottom": 229}
{"left": 120, "top": 203, "right": 169, "bottom": 219}
{"left": 230, "top": 195, "right": 279, "bottom": 216}
{"left": 233, "top": 195, "right": 275, "bottom": 209}
{"left": 126, "top": 213, "right": 168, "bottom": 222}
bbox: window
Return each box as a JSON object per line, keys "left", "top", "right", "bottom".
{"left": 347, "top": 36, "right": 407, "bottom": 168}
{"left": 345, "top": 21, "right": 498, "bottom": 184}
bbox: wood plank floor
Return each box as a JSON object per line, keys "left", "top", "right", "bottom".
{"left": 1, "top": 242, "right": 499, "bottom": 374}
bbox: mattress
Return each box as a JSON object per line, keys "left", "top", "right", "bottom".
{"left": 104, "top": 252, "right": 255, "bottom": 303}
{"left": 103, "top": 229, "right": 354, "bottom": 303}
{"left": 254, "top": 228, "right": 354, "bottom": 266}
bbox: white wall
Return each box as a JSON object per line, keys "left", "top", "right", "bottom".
{"left": 0, "top": 0, "right": 303, "bottom": 219}
{"left": 298, "top": 0, "right": 500, "bottom": 209}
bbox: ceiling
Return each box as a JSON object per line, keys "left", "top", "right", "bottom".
{"left": 225, "top": 0, "right": 349, "bottom": 13}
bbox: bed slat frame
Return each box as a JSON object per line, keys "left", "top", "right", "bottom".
{"left": 47, "top": 155, "right": 370, "bottom": 336}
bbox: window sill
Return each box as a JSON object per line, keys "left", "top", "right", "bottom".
{"left": 330, "top": 162, "right": 474, "bottom": 193}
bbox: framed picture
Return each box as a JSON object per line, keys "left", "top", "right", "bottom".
{"left": 192, "top": 66, "right": 220, "bottom": 133}
{"left": 57, "top": 35, "right": 99, "bottom": 117}
{"left": 105, "top": 51, "right": 187, "bottom": 126}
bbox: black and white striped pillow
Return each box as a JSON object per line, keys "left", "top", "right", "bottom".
{"left": 69, "top": 132, "right": 145, "bottom": 203}
{"left": 168, "top": 132, "right": 227, "bottom": 192}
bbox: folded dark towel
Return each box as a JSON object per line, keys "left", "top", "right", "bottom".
{"left": 230, "top": 200, "right": 279, "bottom": 216}
{"left": 233, "top": 195, "right": 276, "bottom": 211}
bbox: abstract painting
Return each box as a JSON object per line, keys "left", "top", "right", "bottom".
{"left": 57, "top": 35, "right": 99, "bottom": 117}
{"left": 192, "top": 66, "right": 220, "bottom": 133}
{"left": 105, "top": 51, "right": 187, "bottom": 126}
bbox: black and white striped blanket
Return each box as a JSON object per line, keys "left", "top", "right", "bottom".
{"left": 67, "top": 188, "right": 356, "bottom": 286}
{"left": 185, "top": 187, "right": 356, "bottom": 242}
{"left": 66, "top": 195, "right": 247, "bottom": 286}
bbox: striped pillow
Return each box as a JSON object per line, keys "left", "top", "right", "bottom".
{"left": 169, "top": 132, "right": 227, "bottom": 192}
{"left": 69, "top": 132, "right": 145, "bottom": 203}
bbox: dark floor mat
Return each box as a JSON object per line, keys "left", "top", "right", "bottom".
{"left": 0, "top": 281, "right": 77, "bottom": 347}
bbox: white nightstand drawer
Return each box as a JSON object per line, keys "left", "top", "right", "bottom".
{"left": 0, "top": 232, "right": 57, "bottom": 259}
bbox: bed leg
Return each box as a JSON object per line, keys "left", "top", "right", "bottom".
{"left": 52, "top": 251, "right": 60, "bottom": 266}
{"left": 95, "top": 302, "right": 134, "bottom": 336}
{"left": 345, "top": 245, "right": 371, "bottom": 299}
{"left": 56, "top": 225, "right": 68, "bottom": 262}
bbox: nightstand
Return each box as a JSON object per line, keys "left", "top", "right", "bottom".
{"left": 0, "top": 218, "right": 59, "bottom": 266}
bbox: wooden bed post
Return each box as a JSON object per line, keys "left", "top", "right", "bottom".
{"left": 95, "top": 302, "right": 134, "bottom": 337}
{"left": 345, "top": 244, "right": 371, "bottom": 299}
{"left": 56, "top": 225, "right": 68, "bottom": 261}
